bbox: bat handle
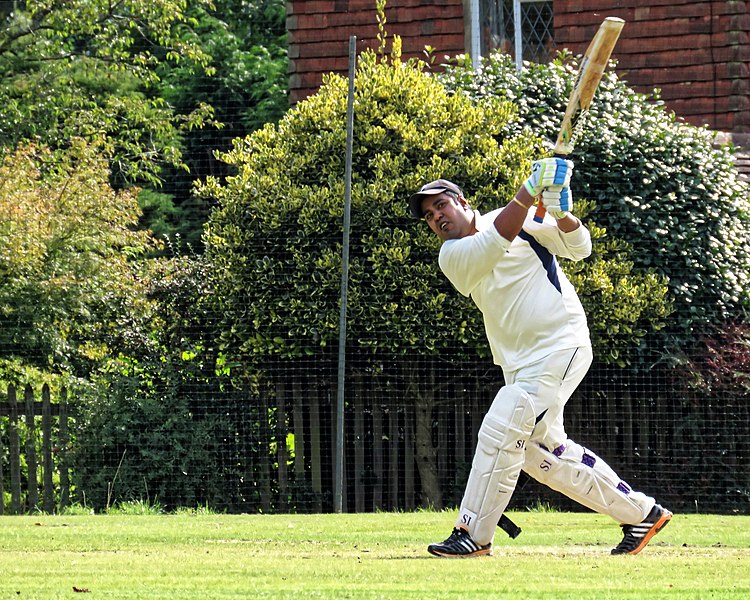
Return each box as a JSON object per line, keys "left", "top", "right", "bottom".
{"left": 533, "top": 201, "right": 545, "bottom": 223}
{"left": 533, "top": 152, "right": 567, "bottom": 223}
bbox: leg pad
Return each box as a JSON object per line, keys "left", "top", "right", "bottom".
{"left": 524, "top": 441, "right": 653, "bottom": 524}
{"left": 457, "top": 386, "right": 536, "bottom": 545}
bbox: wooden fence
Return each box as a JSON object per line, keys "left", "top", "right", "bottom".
{"left": 216, "top": 369, "right": 491, "bottom": 515}
{"left": 3, "top": 372, "right": 745, "bottom": 515}
{"left": 0, "top": 384, "right": 69, "bottom": 515}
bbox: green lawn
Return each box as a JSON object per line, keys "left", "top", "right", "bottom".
{"left": 1, "top": 510, "right": 748, "bottom": 599}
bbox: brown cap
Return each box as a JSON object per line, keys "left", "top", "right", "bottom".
{"left": 408, "top": 179, "right": 463, "bottom": 218}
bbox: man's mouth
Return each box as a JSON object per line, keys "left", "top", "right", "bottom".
{"left": 439, "top": 221, "right": 449, "bottom": 231}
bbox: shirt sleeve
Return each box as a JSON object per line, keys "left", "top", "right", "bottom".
{"left": 438, "top": 226, "right": 512, "bottom": 297}
{"left": 523, "top": 216, "right": 592, "bottom": 261}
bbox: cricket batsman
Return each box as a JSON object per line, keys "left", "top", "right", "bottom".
{"left": 409, "top": 158, "right": 672, "bottom": 557}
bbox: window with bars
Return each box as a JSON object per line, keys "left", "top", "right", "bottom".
{"left": 480, "top": 0, "right": 555, "bottom": 63}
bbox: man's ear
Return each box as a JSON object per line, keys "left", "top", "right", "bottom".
{"left": 457, "top": 194, "right": 471, "bottom": 210}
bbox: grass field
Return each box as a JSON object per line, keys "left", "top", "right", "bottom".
{"left": 1, "top": 510, "right": 748, "bottom": 599}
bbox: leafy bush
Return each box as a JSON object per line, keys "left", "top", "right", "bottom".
{"left": 564, "top": 203, "right": 672, "bottom": 367}
{"left": 200, "top": 46, "right": 533, "bottom": 363}
{"left": 71, "top": 362, "right": 223, "bottom": 511}
{"left": 71, "top": 254, "right": 229, "bottom": 511}
{"left": 0, "top": 140, "right": 158, "bottom": 377}
{"left": 440, "top": 52, "right": 750, "bottom": 349}
{"left": 200, "top": 46, "right": 671, "bottom": 369}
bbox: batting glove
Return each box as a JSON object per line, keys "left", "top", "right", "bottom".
{"left": 541, "top": 185, "right": 573, "bottom": 220}
{"left": 523, "top": 158, "right": 574, "bottom": 197}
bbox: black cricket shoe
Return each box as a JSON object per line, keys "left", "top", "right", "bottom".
{"left": 611, "top": 504, "right": 673, "bottom": 555}
{"left": 427, "top": 527, "right": 492, "bottom": 558}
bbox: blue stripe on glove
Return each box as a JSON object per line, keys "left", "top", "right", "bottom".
{"left": 541, "top": 185, "right": 573, "bottom": 220}
{"left": 523, "top": 158, "right": 574, "bottom": 198}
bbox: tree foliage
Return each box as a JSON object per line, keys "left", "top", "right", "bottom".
{"left": 200, "top": 47, "right": 535, "bottom": 364}
{"left": 154, "top": 0, "right": 289, "bottom": 247}
{"left": 0, "top": 0, "right": 291, "bottom": 509}
{"left": 200, "top": 46, "right": 670, "bottom": 369}
{"left": 0, "top": 0, "right": 216, "bottom": 186}
{"left": 0, "top": 140, "right": 158, "bottom": 378}
{"left": 562, "top": 208, "right": 672, "bottom": 367}
{"left": 0, "top": 0, "right": 289, "bottom": 246}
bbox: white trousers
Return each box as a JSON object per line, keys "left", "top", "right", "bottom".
{"left": 502, "top": 345, "right": 593, "bottom": 451}
{"left": 456, "top": 346, "right": 655, "bottom": 545}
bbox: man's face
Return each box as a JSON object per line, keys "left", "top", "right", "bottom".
{"left": 420, "top": 193, "right": 475, "bottom": 241}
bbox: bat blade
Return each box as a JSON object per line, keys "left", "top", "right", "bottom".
{"left": 533, "top": 17, "right": 624, "bottom": 223}
{"left": 554, "top": 17, "right": 625, "bottom": 155}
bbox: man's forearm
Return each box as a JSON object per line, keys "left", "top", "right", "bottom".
{"left": 494, "top": 186, "right": 535, "bottom": 241}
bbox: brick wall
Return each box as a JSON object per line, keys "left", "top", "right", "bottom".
{"left": 555, "top": 0, "right": 750, "bottom": 133}
{"left": 287, "top": 0, "right": 465, "bottom": 105}
{"left": 288, "top": 1, "right": 750, "bottom": 136}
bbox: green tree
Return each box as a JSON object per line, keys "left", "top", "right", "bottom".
{"left": 0, "top": 139, "right": 158, "bottom": 378}
{"left": 0, "top": 0, "right": 216, "bottom": 187}
{"left": 0, "top": 139, "right": 232, "bottom": 510}
{"left": 154, "top": 0, "right": 289, "bottom": 248}
{"left": 0, "top": 1, "right": 290, "bottom": 248}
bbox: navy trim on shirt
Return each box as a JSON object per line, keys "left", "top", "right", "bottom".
{"left": 518, "top": 230, "right": 561, "bottom": 293}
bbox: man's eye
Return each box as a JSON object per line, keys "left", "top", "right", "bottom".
{"left": 424, "top": 213, "right": 433, "bottom": 222}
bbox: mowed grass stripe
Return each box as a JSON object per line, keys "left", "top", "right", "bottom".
{"left": 1, "top": 511, "right": 748, "bottom": 599}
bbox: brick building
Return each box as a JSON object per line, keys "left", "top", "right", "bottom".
{"left": 287, "top": 0, "right": 750, "bottom": 152}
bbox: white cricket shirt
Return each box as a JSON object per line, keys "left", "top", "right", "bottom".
{"left": 438, "top": 207, "right": 592, "bottom": 371}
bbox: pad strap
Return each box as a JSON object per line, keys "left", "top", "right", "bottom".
{"left": 498, "top": 514, "right": 522, "bottom": 539}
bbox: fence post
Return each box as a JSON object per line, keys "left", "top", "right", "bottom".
{"left": 371, "top": 400, "right": 383, "bottom": 511}
{"left": 404, "top": 405, "right": 415, "bottom": 510}
{"left": 353, "top": 374, "right": 365, "bottom": 513}
{"left": 42, "top": 384, "right": 55, "bottom": 513}
{"left": 276, "top": 381, "right": 288, "bottom": 512}
{"left": 59, "top": 387, "right": 70, "bottom": 511}
{"left": 309, "top": 388, "right": 322, "bottom": 512}
{"left": 292, "top": 379, "right": 305, "bottom": 502}
{"left": 25, "top": 385, "right": 39, "bottom": 512}
{"left": 0, "top": 388, "right": 4, "bottom": 515}
{"left": 388, "top": 404, "right": 399, "bottom": 509}
{"left": 258, "top": 387, "right": 271, "bottom": 512}
{"left": 9, "top": 385, "right": 22, "bottom": 513}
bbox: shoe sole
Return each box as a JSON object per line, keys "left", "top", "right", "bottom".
{"left": 427, "top": 546, "right": 493, "bottom": 558}
{"left": 624, "top": 509, "right": 673, "bottom": 555}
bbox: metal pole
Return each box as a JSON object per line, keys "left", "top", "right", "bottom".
{"left": 470, "top": 0, "right": 481, "bottom": 69}
{"left": 334, "top": 35, "right": 357, "bottom": 514}
{"left": 514, "top": 0, "right": 523, "bottom": 72}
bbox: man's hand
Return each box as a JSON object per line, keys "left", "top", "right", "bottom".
{"left": 541, "top": 185, "right": 573, "bottom": 220}
{"left": 523, "top": 158, "right": 574, "bottom": 198}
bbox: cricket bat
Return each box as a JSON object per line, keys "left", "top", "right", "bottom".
{"left": 533, "top": 16, "right": 625, "bottom": 223}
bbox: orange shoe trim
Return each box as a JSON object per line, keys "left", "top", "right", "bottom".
{"left": 627, "top": 509, "right": 673, "bottom": 555}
